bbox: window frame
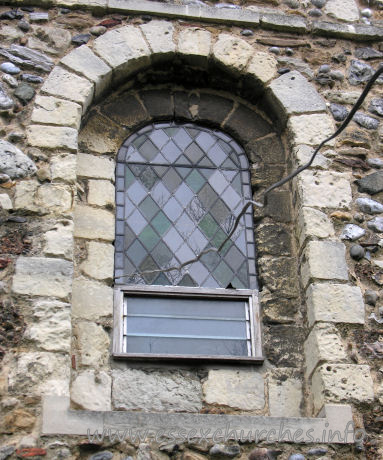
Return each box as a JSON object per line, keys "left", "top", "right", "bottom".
{"left": 113, "top": 284, "right": 263, "bottom": 363}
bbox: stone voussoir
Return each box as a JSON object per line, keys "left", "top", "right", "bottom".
{"left": 31, "top": 95, "right": 82, "bottom": 130}
{"left": 212, "top": 33, "right": 254, "bottom": 73}
{"left": 140, "top": 20, "right": 176, "bottom": 58}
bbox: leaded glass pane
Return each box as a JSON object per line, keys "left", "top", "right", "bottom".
{"left": 115, "top": 122, "right": 257, "bottom": 289}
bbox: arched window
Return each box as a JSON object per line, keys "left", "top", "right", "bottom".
{"left": 113, "top": 122, "right": 262, "bottom": 362}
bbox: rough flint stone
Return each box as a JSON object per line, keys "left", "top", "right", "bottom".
{"left": 210, "top": 445, "right": 241, "bottom": 457}
{"left": 2, "top": 74, "right": 18, "bottom": 88}
{"left": 350, "top": 244, "right": 365, "bottom": 260}
{"left": 269, "top": 46, "right": 280, "bottom": 55}
{"left": 0, "top": 62, "right": 20, "bottom": 75}
{"left": 277, "top": 67, "right": 290, "bottom": 74}
{"left": 365, "top": 289, "right": 378, "bottom": 305}
{"left": 2, "top": 45, "right": 54, "bottom": 73}
{"left": 14, "top": 83, "right": 35, "bottom": 104}
{"left": 319, "top": 64, "right": 330, "bottom": 73}
{"left": 0, "top": 83, "right": 13, "bottom": 110}
{"left": 353, "top": 112, "right": 379, "bottom": 130}
{"left": 367, "top": 217, "right": 383, "bottom": 232}
{"left": 312, "top": 0, "right": 327, "bottom": 7}
{"left": 340, "top": 224, "right": 366, "bottom": 241}
{"left": 369, "top": 98, "right": 383, "bottom": 117}
{"left": 21, "top": 73, "right": 44, "bottom": 84}
{"left": 71, "top": 33, "right": 91, "bottom": 45}
{"left": 216, "top": 3, "right": 241, "bottom": 8}
{"left": 367, "top": 158, "right": 383, "bottom": 169}
{"left": 0, "top": 10, "right": 23, "bottom": 20}
{"left": 18, "top": 20, "right": 30, "bottom": 32}
{"left": 89, "top": 452, "right": 113, "bottom": 460}
{"left": 357, "top": 171, "right": 383, "bottom": 194}
{"left": 361, "top": 8, "right": 372, "bottom": 18}
{"left": 354, "top": 47, "right": 383, "bottom": 60}
{"left": 329, "top": 70, "right": 344, "bottom": 80}
{"left": 288, "top": 455, "right": 305, "bottom": 460}
{"left": 241, "top": 29, "right": 253, "bottom": 36}
{"left": 0, "top": 140, "right": 36, "bottom": 179}
{"left": 309, "top": 9, "right": 322, "bottom": 17}
{"left": 330, "top": 103, "right": 348, "bottom": 121}
{"left": 29, "top": 12, "right": 49, "bottom": 22}
{"left": 356, "top": 197, "right": 383, "bottom": 214}
{"left": 0, "top": 445, "right": 15, "bottom": 460}
{"left": 348, "top": 60, "right": 374, "bottom": 85}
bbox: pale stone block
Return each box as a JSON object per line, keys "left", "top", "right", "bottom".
{"left": 24, "top": 300, "right": 71, "bottom": 353}
{"left": 213, "top": 34, "right": 253, "bottom": 73}
{"left": 31, "top": 95, "right": 82, "bottom": 129}
{"left": 14, "top": 180, "right": 39, "bottom": 212}
{"left": 0, "top": 194, "right": 12, "bottom": 210}
{"left": 247, "top": 51, "right": 277, "bottom": 85}
{"left": 92, "top": 25, "right": 150, "bottom": 82}
{"left": 296, "top": 170, "right": 352, "bottom": 210}
{"left": 71, "top": 370, "right": 111, "bottom": 411}
{"left": 41, "top": 66, "right": 94, "bottom": 113}
{"left": 75, "top": 321, "right": 110, "bottom": 367}
{"left": 50, "top": 154, "right": 76, "bottom": 183}
{"left": 203, "top": 369, "right": 265, "bottom": 410}
{"left": 301, "top": 241, "right": 348, "bottom": 287}
{"left": 324, "top": 0, "right": 359, "bottom": 22}
{"left": 56, "top": 0, "right": 107, "bottom": 8}
{"left": 76, "top": 153, "right": 115, "bottom": 180}
{"left": 140, "top": 20, "right": 175, "bottom": 58}
{"left": 27, "top": 125, "right": 78, "bottom": 151}
{"left": 36, "top": 184, "right": 73, "bottom": 212}
{"left": 88, "top": 179, "right": 115, "bottom": 207}
{"left": 112, "top": 369, "right": 202, "bottom": 412}
{"left": 304, "top": 324, "right": 347, "bottom": 377}
{"left": 288, "top": 114, "right": 335, "bottom": 146}
{"left": 60, "top": 45, "right": 112, "bottom": 98}
{"left": 307, "top": 283, "right": 365, "bottom": 326}
{"left": 72, "top": 278, "right": 113, "bottom": 319}
{"left": 268, "top": 374, "right": 302, "bottom": 417}
{"left": 12, "top": 257, "right": 73, "bottom": 299}
{"left": 268, "top": 71, "right": 326, "bottom": 117}
{"left": 293, "top": 144, "right": 331, "bottom": 169}
{"left": 43, "top": 220, "right": 74, "bottom": 260}
{"left": 177, "top": 28, "right": 211, "bottom": 58}
{"left": 74, "top": 205, "right": 114, "bottom": 241}
{"left": 297, "top": 207, "right": 335, "bottom": 247}
{"left": 80, "top": 241, "right": 114, "bottom": 281}
{"left": 311, "top": 364, "right": 374, "bottom": 414}
{"left": 8, "top": 352, "right": 70, "bottom": 397}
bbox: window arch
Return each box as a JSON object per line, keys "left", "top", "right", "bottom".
{"left": 114, "top": 122, "right": 257, "bottom": 290}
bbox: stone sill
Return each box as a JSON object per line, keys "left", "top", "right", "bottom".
{"left": 43, "top": 396, "right": 356, "bottom": 444}
{"left": 6, "top": 0, "right": 383, "bottom": 41}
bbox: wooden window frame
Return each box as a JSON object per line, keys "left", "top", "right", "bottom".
{"left": 113, "top": 284, "right": 263, "bottom": 363}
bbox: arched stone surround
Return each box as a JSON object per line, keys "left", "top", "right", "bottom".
{"left": 8, "top": 20, "right": 369, "bottom": 424}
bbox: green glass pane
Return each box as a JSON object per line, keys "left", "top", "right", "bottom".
{"left": 139, "top": 225, "right": 160, "bottom": 251}
{"left": 133, "top": 135, "right": 146, "bottom": 149}
{"left": 211, "top": 228, "right": 227, "bottom": 249}
{"left": 139, "top": 255, "right": 159, "bottom": 284}
{"left": 164, "top": 127, "right": 179, "bottom": 137}
{"left": 153, "top": 272, "right": 171, "bottom": 286}
{"left": 179, "top": 274, "right": 197, "bottom": 287}
{"left": 185, "top": 169, "right": 205, "bottom": 193}
{"left": 125, "top": 168, "right": 135, "bottom": 188}
{"left": 151, "top": 241, "right": 173, "bottom": 266}
{"left": 151, "top": 211, "right": 171, "bottom": 236}
{"left": 237, "top": 260, "right": 249, "bottom": 286}
{"left": 199, "top": 214, "right": 219, "bottom": 239}
{"left": 213, "top": 260, "right": 234, "bottom": 287}
{"left": 139, "top": 167, "right": 158, "bottom": 190}
{"left": 198, "top": 183, "right": 218, "bottom": 210}
{"left": 210, "top": 199, "right": 230, "bottom": 225}
{"left": 231, "top": 276, "right": 245, "bottom": 289}
{"left": 200, "top": 249, "right": 221, "bottom": 272}
{"left": 139, "top": 196, "right": 160, "bottom": 221}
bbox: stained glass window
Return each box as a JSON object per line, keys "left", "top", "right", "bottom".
{"left": 114, "top": 122, "right": 257, "bottom": 290}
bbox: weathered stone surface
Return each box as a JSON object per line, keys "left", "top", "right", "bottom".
{"left": 324, "top": 0, "right": 359, "bottom": 22}
{"left": 0, "top": 194, "right": 12, "bottom": 210}
{"left": 0, "top": 44, "right": 54, "bottom": 73}
{"left": 323, "top": 89, "right": 360, "bottom": 105}
{"left": 296, "top": 170, "right": 352, "bottom": 209}
{"left": 356, "top": 171, "right": 383, "bottom": 195}
{"left": 340, "top": 224, "right": 365, "bottom": 241}
{"left": 369, "top": 98, "right": 383, "bottom": 117}
{"left": 31, "top": 95, "right": 82, "bottom": 129}
{"left": 140, "top": 20, "right": 175, "bottom": 58}
{"left": 0, "top": 446, "right": 15, "bottom": 460}
{"left": 27, "top": 125, "right": 78, "bottom": 151}
{"left": 203, "top": 369, "right": 264, "bottom": 410}
{"left": 41, "top": 66, "right": 94, "bottom": 112}
{"left": 72, "top": 278, "right": 113, "bottom": 319}
{"left": 8, "top": 352, "right": 70, "bottom": 397}
{"left": 311, "top": 364, "right": 374, "bottom": 413}
{"left": 247, "top": 51, "right": 277, "bottom": 84}
{"left": 329, "top": 103, "right": 348, "bottom": 122}
{"left": 355, "top": 47, "right": 382, "bottom": 60}
{"left": 261, "top": 13, "right": 307, "bottom": 33}
{"left": 27, "top": 26, "right": 71, "bottom": 55}
{"left": 12, "top": 257, "right": 73, "bottom": 298}
{"left": 301, "top": 241, "right": 348, "bottom": 287}
{"left": 277, "top": 56, "right": 314, "bottom": 80}
{"left": 88, "top": 179, "right": 115, "bottom": 207}
{"left": 113, "top": 369, "right": 202, "bottom": 412}
{"left": 293, "top": 144, "right": 330, "bottom": 169}
{"left": 43, "top": 221, "right": 74, "bottom": 260}
{"left": 0, "top": 140, "right": 36, "bottom": 179}
{"left": 177, "top": 27, "right": 211, "bottom": 62}
{"left": 297, "top": 207, "right": 335, "bottom": 246}
{"left": 71, "top": 370, "right": 111, "bottom": 411}
{"left": 307, "top": 283, "right": 364, "bottom": 326}
{"left": 14, "top": 83, "right": 35, "bottom": 105}
{"left": 268, "top": 71, "right": 326, "bottom": 119}
{"left": 50, "top": 154, "right": 76, "bottom": 183}
{"left": 213, "top": 34, "right": 253, "bottom": 73}
{"left": 356, "top": 197, "right": 383, "bottom": 214}
{"left": 367, "top": 216, "right": 383, "bottom": 232}
{"left": 76, "top": 153, "right": 115, "bottom": 180}
{"left": 225, "top": 105, "right": 272, "bottom": 142}
{"left": 353, "top": 112, "right": 379, "bottom": 130}
{"left": 74, "top": 205, "right": 114, "bottom": 241}
{"left": 288, "top": 114, "right": 334, "bottom": 146}
{"left": 0, "top": 82, "right": 14, "bottom": 110}
{"left": 209, "top": 445, "right": 240, "bottom": 457}
{"left": 80, "top": 241, "right": 114, "bottom": 281}
{"left": 348, "top": 60, "right": 374, "bottom": 86}
{"left": 75, "top": 322, "right": 110, "bottom": 367}
{"left": 14, "top": 180, "right": 72, "bottom": 213}
{"left": 24, "top": 300, "right": 71, "bottom": 352}
{"left": 268, "top": 372, "right": 302, "bottom": 417}
{"left": 257, "top": 223, "right": 292, "bottom": 256}
{"left": 61, "top": 45, "right": 112, "bottom": 98}
{"left": 93, "top": 25, "right": 150, "bottom": 82}
{"left": 304, "top": 324, "right": 347, "bottom": 377}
